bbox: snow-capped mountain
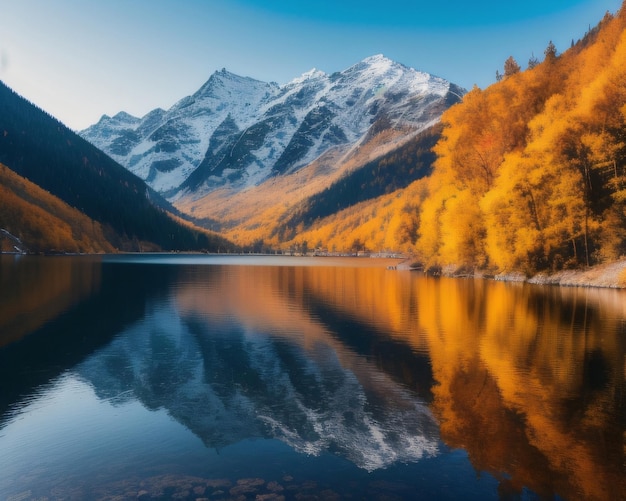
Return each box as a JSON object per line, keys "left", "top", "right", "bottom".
{"left": 81, "top": 55, "right": 464, "bottom": 198}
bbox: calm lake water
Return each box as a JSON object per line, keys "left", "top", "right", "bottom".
{"left": 0, "top": 254, "right": 624, "bottom": 501}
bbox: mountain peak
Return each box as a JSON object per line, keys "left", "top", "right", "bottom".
{"left": 362, "top": 53, "right": 392, "bottom": 65}
{"left": 92, "top": 110, "right": 139, "bottom": 128}
{"left": 211, "top": 67, "right": 245, "bottom": 80}
{"left": 342, "top": 54, "right": 400, "bottom": 77}
{"left": 193, "top": 68, "right": 269, "bottom": 99}
{"left": 289, "top": 68, "right": 327, "bottom": 86}
{"left": 112, "top": 111, "right": 139, "bottom": 122}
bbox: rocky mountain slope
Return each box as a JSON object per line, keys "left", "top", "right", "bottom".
{"left": 81, "top": 55, "right": 464, "bottom": 199}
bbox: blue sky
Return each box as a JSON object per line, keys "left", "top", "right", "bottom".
{"left": 0, "top": 0, "right": 621, "bottom": 130}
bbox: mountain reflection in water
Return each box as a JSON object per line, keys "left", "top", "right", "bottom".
{"left": 0, "top": 255, "right": 624, "bottom": 500}
{"left": 77, "top": 297, "right": 439, "bottom": 472}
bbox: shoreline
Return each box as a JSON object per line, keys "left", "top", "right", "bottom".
{"left": 515, "top": 259, "right": 626, "bottom": 289}
{"left": 397, "top": 257, "right": 626, "bottom": 289}
{"left": 3, "top": 251, "right": 625, "bottom": 289}
{"left": 443, "top": 259, "right": 626, "bottom": 289}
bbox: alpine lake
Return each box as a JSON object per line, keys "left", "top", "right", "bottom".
{"left": 0, "top": 254, "right": 624, "bottom": 501}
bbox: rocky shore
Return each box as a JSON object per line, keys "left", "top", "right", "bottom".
{"left": 400, "top": 259, "right": 626, "bottom": 289}
{"left": 497, "top": 259, "right": 626, "bottom": 289}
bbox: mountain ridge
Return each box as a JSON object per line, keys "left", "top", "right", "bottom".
{"left": 81, "top": 55, "right": 464, "bottom": 199}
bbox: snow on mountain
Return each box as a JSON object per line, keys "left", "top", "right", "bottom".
{"left": 80, "top": 55, "right": 464, "bottom": 198}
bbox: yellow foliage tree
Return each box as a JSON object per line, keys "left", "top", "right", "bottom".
{"left": 417, "top": 3, "right": 626, "bottom": 273}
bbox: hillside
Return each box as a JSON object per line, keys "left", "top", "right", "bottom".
{"left": 176, "top": 122, "right": 441, "bottom": 250}
{"left": 276, "top": 125, "right": 440, "bottom": 237}
{"left": 415, "top": 4, "right": 626, "bottom": 274}
{"left": 0, "top": 163, "right": 113, "bottom": 253}
{"left": 0, "top": 81, "right": 233, "bottom": 252}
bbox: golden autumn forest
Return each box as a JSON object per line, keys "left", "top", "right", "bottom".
{"left": 415, "top": 7, "right": 626, "bottom": 274}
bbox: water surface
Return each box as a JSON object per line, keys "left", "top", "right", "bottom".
{"left": 0, "top": 254, "right": 624, "bottom": 500}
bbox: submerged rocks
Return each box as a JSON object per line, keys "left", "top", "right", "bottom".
{"left": 33, "top": 473, "right": 347, "bottom": 500}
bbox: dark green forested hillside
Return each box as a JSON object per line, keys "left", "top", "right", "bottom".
{"left": 0, "top": 81, "right": 233, "bottom": 252}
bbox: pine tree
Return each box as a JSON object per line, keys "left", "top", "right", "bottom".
{"left": 544, "top": 40, "right": 558, "bottom": 62}
{"left": 528, "top": 53, "right": 540, "bottom": 70}
{"left": 504, "top": 56, "right": 521, "bottom": 77}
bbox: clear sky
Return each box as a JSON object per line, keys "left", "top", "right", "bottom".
{"left": 0, "top": 0, "right": 622, "bottom": 130}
